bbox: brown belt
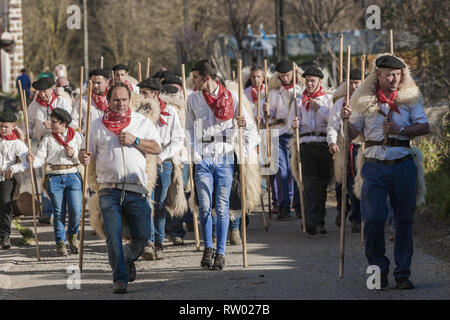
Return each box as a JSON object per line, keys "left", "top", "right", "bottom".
{"left": 48, "top": 164, "right": 78, "bottom": 171}
{"left": 365, "top": 139, "right": 411, "bottom": 149}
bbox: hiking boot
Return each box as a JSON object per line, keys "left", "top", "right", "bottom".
{"left": 113, "top": 281, "right": 127, "bottom": 294}
{"left": 68, "top": 234, "right": 79, "bottom": 254}
{"left": 201, "top": 247, "right": 215, "bottom": 269}
{"left": 277, "top": 207, "right": 290, "bottom": 220}
{"left": 56, "top": 241, "right": 68, "bottom": 256}
{"left": 351, "top": 221, "right": 361, "bottom": 234}
{"left": 171, "top": 236, "right": 184, "bottom": 246}
{"left": 1, "top": 236, "right": 11, "bottom": 249}
{"left": 142, "top": 242, "right": 156, "bottom": 261}
{"left": 127, "top": 261, "right": 136, "bottom": 283}
{"left": 155, "top": 243, "right": 164, "bottom": 260}
{"left": 212, "top": 254, "right": 226, "bottom": 271}
{"left": 229, "top": 229, "right": 242, "bottom": 246}
{"left": 395, "top": 278, "right": 414, "bottom": 290}
{"left": 316, "top": 225, "right": 327, "bottom": 235}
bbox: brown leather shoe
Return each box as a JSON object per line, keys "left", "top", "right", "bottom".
{"left": 142, "top": 242, "right": 156, "bottom": 261}
{"left": 113, "top": 281, "right": 127, "bottom": 294}
{"left": 155, "top": 243, "right": 165, "bottom": 260}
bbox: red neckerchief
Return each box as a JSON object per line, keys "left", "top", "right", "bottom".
{"left": 52, "top": 127, "right": 75, "bottom": 148}
{"left": 0, "top": 129, "right": 20, "bottom": 141}
{"left": 376, "top": 82, "right": 400, "bottom": 114}
{"left": 202, "top": 82, "right": 234, "bottom": 121}
{"left": 35, "top": 91, "right": 58, "bottom": 111}
{"left": 251, "top": 84, "right": 264, "bottom": 103}
{"left": 301, "top": 87, "right": 326, "bottom": 111}
{"left": 102, "top": 108, "right": 132, "bottom": 135}
{"left": 282, "top": 83, "right": 294, "bottom": 91}
{"left": 92, "top": 89, "right": 109, "bottom": 112}
{"left": 158, "top": 98, "right": 170, "bottom": 126}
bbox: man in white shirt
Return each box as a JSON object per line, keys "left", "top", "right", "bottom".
{"left": 342, "top": 54, "right": 429, "bottom": 289}
{"left": 79, "top": 83, "right": 162, "bottom": 294}
{"left": 111, "top": 64, "right": 140, "bottom": 93}
{"left": 292, "top": 66, "right": 333, "bottom": 234}
{"left": 244, "top": 64, "right": 266, "bottom": 119}
{"left": 136, "top": 78, "right": 185, "bottom": 260}
{"left": 0, "top": 113, "right": 29, "bottom": 250}
{"left": 27, "top": 77, "right": 73, "bottom": 142}
{"left": 327, "top": 69, "right": 363, "bottom": 233}
{"left": 186, "top": 59, "right": 253, "bottom": 271}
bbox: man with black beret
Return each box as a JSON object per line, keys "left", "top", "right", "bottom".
{"left": 327, "top": 69, "right": 363, "bottom": 233}
{"left": 111, "top": 64, "right": 140, "bottom": 93}
{"left": 342, "top": 54, "right": 429, "bottom": 289}
{"left": 27, "top": 77, "right": 73, "bottom": 141}
{"left": 263, "top": 60, "right": 304, "bottom": 219}
{"left": 162, "top": 76, "right": 183, "bottom": 93}
{"left": 0, "top": 112, "right": 30, "bottom": 249}
{"left": 137, "top": 78, "right": 185, "bottom": 261}
{"left": 73, "top": 68, "right": 110, "bottom": 132}
{"left": 291, "top": 66, "right": 334, "bottom": 234}
{"left": 27, "top": 108, "right": 84, "bottom": 256}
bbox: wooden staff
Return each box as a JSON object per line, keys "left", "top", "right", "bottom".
{"left": 339, "top": 34, "right": 344, "bottom": 84}
{"left": 390, "top": 30, "right": 394, "bottom": 55}
{"left": 100, "top": 56, "right": 104, "bottom": 69}
{"left": 292, "top": 63, "right": 306, "bottom": 233}
{"left": 339, "top": 45, "right": 351, "bottom": 278}
{"left": 232, "top": 70, "right": 236, "bottom": 82}
{"left": 146, "top": 58, "right": 151, "bottom": 79}
{"left": 79, "top": 66, "right": 84, "bottom": 132}
{"left": 263, "top": 59, "right": 272, "bottom": 220}
{"left": 256, "top": 79, "right": 269, "bottom": 232}
{"left": 181, "top": 64, "right": 201, "bottom": 251}
{"left": 138, "top": 63, "right": 142, "bottom": 83}
{"left": 79, "top": 80, "right": 93, "bottom": 272}
{"left": 18, "top": 81, "right": 40, "bottom": 261}
{"left": 237, "top": 60, "right": 248, "bottom": 268}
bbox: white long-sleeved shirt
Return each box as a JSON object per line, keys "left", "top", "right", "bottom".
{"left": 89, "top": 112, "right": 161, "bottom": 187}
{"left": 244, "top": 85, "right": 266, "bottom": 119}
{"left": 156, "top": 104, "right": 185, "bottom": 162}
{"left": 71, "top": 95, "right": 105, "bottom": 132}
{"left": 327, "top": 97, "right": 346, "bottom": 145}
{"left": 186, "top": 86, "right": 259, "bottom": 164}
{"left": 350, "top": 102, "right": 428, "bottom": 160}
{"left": 27, "top": 96, "right": 73, "bottom": 141}
{"left": 268, "top": 84, "right": 303, "bottom": 137}
{"left": 32, "top": 129, "right": 83, "bottom": 175}
{"left": 0, "top": 139, "right": 29, "bottom": 180}
{"left": 288, "top": 93, "right": 333, "bottom": 144}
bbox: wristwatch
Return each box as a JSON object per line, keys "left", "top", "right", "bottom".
{"left": 134, "top": 137, "right": 141, "bottom": 147}
{"left": 399, "top": 126, "right": 405, "bottom": 135}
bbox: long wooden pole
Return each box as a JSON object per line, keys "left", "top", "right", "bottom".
{"left": 390, "top": 30, "right": 394, "bottom": 55}
{"left": 19, "top": 81, "right": 40, "bottom": 261}
{"left": 238, "top": 60, "right": 248, "bottom": 268}
{"left": 138, "top": 63, "right": 142, "bottom": 83}
{"left": 100, "top": 56, "right": 104, "bottom": 69}
{"left": 257, "top": 79, "right": 269, "bottom": 232}
{"left": 79, "top": 66, "right": 84, "bottom": 132}
{"left": 79, "top": 80, "right": 93, "bottom": 272}
{"left": 339, "top": 34, "right": 344, "bottom": 84}
{"left": 293, "top": 64, "right": 306, "bottom": 233}
{"left": 146, "top": 58, "right": 151, "bottom": 79}
{"left": 263, "top": 59, "right": 272, "bottom": 220}
{"left": 339, "top": 45, "right": 351, "bottom": 278}
{"left": 181, "top": 64, "right": 200, "bottom": 251}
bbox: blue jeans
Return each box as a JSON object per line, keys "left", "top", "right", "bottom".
{"left": 46, "top": 173, "right": 82, "bottom": 244}
{"left": 361, "top": 159, "right": 417, "bottom": 279}
{"left": 99, "top": 189, "right": 152, "bottom": 284}
{"left": 274, "top": 134, "right": 294, "bottom": 208}
{"left": 195, "top": 158, "right": 234, "bottom": 255}
{"left": 149, "top": 162, "right": 173, "bottom": 244}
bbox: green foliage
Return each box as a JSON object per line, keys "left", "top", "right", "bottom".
{"left": 12, "top": 219, "right": 34, "bottom": 245}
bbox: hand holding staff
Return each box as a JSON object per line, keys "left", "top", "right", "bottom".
{"left": 237, "top": 60, "right": 248, "bottom": 268}
{"left": 339, "top": 45, "right": 351, "bottom": 278}
{"left": 181, "top": 64, "right": 201, "bottom": 251}
{"left": 18, "top": 80, "right": 40, "bottom": 261}
{"left": 79, "top": 80, "right": 93, "bottom": 272}
{"left": 293, "top": 63, "right": 306, "bottom": 233}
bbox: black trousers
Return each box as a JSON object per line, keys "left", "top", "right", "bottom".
{"left": 0, "top": 179, "right": 16, "bottom": 237}
{"left": 299, "top": 142, "right": 332, "bottom": 228}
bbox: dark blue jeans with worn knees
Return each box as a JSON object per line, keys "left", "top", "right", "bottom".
{"left": 99, "top": 189, "right": 152, "bottom": 284}
{"left": 195, "top": 157, "right": 234, "bottom": 256}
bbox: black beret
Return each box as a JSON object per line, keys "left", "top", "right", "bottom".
{"left": 302, "top": 66, "right": 324, "bottom": 79}
{"left": 32, "top": 77, "right": 55, "bottom": 91}
{"left": 160, "top": 71, "right": 175, "bottom": 80}
{"left": 88, "top": 68, "right": 110, "bottom": 79}
{"left": 350, "top": 69, "right": 362, "bottom": 80}
{"left": 162, "top": 76, "right": 182, "bottom": 87}
{"left": 376, "top": 55, "right": 406, "bottom": 69}
{"left": 112, "top": 64, "right": 129, "bottom": 72}
{"left": 51, "top": 108, "right": 72, "bottom": 125}
{"left": 276, "top": 60, "right": 293, "bottom": 73}
{"left": 137, "top": 78, "right": 163, "bottom": 91}
{"left": 0, "top": 112, "right": 17, "bottom": 122}
{"left": 162, "top": 84, "right": 178, "bottom": 95}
